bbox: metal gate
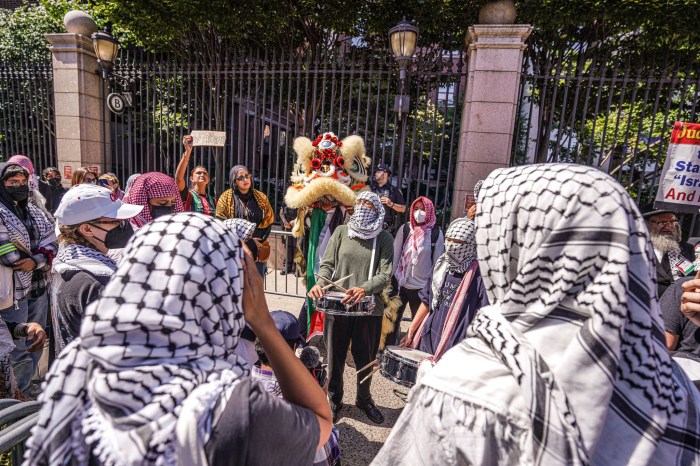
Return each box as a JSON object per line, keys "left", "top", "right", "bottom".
{"left": 0, "top": 60, "right": 55, "bottom": 168}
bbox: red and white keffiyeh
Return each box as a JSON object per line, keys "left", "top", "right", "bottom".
{"left": 124, "top": 172, "right": 184, "bottom": 227}
{"left": 396, "top": 196, "right": 436, "bottom": 287}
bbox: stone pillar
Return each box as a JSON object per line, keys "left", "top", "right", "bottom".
{"left": 46, "top": 20, "right": 109, "bottom": 185}
{"left": 451, "top": 24, "right": 531, "bottom": 220}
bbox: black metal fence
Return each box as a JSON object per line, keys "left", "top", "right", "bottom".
{"left": 514, "top": 43, "right": 700, "bottom": 209}
{"left": 0, "top": 60, "right": 55, "bottom": 168}
{"left": 109, "top": 46, "right": 467, "bottom": 228}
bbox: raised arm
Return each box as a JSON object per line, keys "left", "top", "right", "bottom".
{"left": 175, "top": 135, "right": 193, "bottom": 192}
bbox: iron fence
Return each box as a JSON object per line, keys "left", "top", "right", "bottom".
{"left": 0, "top": 60, "right": 55, "bottom": 169}
{"left": 108, "top": 46, "right": 467, "bottom": 229}
{"left": 514, "top": 42, "right": 700, "bottom": 210}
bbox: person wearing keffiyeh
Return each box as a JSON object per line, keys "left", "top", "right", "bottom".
{"left": 216, "top": 165, "right": 274, "bottom": 276}
{"left": 386, "top": 197, "right": 444, "bottom": 346}
{"left": 24, "top": 213, "right": 332, "bottom": 466}
{"left": 51, "top": 184, "right": 143, "bottom": 353}
{"left": 175, "top": 135, "right": 218, "bottom": 216}
{"left": 401, "top": 217, "right": 488, "bottom": 362}
{"left": 123, "top": 172, "right": 184, "bottom": 229}
{"left": 309, "top": 191, "right": 394, "bottom": 425}
{"left": 0, "top": 162, "right": 55, "bottom": 396}
{"left": 373, "top": 164, "right": 700, "bottom": 466}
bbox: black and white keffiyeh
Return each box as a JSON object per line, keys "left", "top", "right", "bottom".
{"left": 431, "top": 218, "right": 477, "bottom": 302}
{"left": 25, "top": 213, "right": 249, "bottom": 466}
{"left": 53, "top": 243, "right": 117, "bottom": 277}
{"left": 222, "top": 218, "right": 256, "bottom": 242}
{"left": 347, "top": 191, "right": 384, "bottom": 240}
{"left": 468, "top": 164, "right": 700, "bottom": 464}
{"left": 473, "top": 179, "right": 484, "bottom": 203}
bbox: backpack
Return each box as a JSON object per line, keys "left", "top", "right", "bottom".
{"left": 401, "top": 223, "right": 441, "bottom": 258}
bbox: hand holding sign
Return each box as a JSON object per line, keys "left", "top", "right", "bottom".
{"left": 190, "top": 131, "right": 226, "bottom": 147}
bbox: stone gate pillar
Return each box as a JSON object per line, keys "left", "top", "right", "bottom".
{"left": 451, "top": 24, "right": 531, "bottom": 220}
{"left": 45, "top": 11, "right": 110, "bottom": 185}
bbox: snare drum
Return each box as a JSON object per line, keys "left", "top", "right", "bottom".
{"left": 314, "top": 291, "right": 375, "bottom": 316}
{"left": 380, "top": 346, "right": 432, "bottom": 387}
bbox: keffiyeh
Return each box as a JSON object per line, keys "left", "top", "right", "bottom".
{"left": 347, "top": 191, "right": 384, "bottom": 240}
{"left": 430, "top": 218, "right": 476, "bottom": 303}
{"left": 123, "top": 172, "right": 184, "bottom": 228}
{"left": 469, "top": 164, "right": 700, "bottom": 464}
{"left": 396, "top": 197, "right": 436, "bottom": 287}
{"left": 25, "top": 213, "right": 249, "bottom": 466}
{"left": 223, "top": 218, "right": 256, "bottom": 242}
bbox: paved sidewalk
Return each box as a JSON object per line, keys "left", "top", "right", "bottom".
{"left": 264, "top": 282, "right": 408, "bottom": 466}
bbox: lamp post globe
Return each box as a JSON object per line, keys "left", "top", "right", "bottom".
{"left": 389, "top": 19, "right": 419, "bottom": 67}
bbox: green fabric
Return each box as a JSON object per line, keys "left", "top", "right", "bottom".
{"left": 0, "top": 243, "right": 17, "bottom": 256}
{"left": 317, "top": 225, "right": 394, "bottom": 317}
{"left": 306, "top": 208, "right": 328, "bottom": 334}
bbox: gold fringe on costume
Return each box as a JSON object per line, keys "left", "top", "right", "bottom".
{"left": 379, "top": 290, "right": 403, "bottom": 350}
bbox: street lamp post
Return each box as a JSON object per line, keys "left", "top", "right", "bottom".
{"left": 91, "top": 27, "right": 119, "bottom": 173}
{"left": 389, "top": 20, "right": 418, "bottom": 225}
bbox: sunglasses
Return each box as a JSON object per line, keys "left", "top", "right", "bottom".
{"left": 91, "top": 219, "right": 129, "bottom": 229}
{"left": 235, "top": 174, "right": 251, "bottom": 182}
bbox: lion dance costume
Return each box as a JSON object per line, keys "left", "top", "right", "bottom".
{"left": 285, "top": 132, "right": 371, "bottom": 340}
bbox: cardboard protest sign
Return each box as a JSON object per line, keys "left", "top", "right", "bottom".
{"left": 654, "top": 121, "right": 700, "bottom": 214}
{"left": 190, "top": 131, "right": 226, "bottom": 147}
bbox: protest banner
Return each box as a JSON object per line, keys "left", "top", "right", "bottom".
{"left": 191, "top": 131, "right": 227, "bottom": 147}
{"left": 654, "top": 121, "right": 700, "bottom": 214}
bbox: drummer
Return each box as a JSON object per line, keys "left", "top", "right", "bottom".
{"left": 308, "top": 191, "right": 393, "bottom": 425}
{"left": 401, "top": 218, "right": 488, "bottom": 362}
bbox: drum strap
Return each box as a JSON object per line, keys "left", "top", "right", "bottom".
{"left": 368, "top": 236, "right": 377, "bottom": 280}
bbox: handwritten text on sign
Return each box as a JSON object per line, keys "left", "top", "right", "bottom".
{"left": 191, "top": 131, "right": 227, "bottom": 147}
{"left": 654, "top": 122, "right": 700, "bottom": 214}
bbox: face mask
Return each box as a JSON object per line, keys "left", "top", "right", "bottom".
{"left": 5, "top": 185, "right": 29, "bottom": 202}
{"left": 47, "top": 178, "right": 61, "bottom": 187}
{"left": 92, "top": 222, "right": 135, "bottom": 249}
{"left": 151, "top": 205, "right": 174, "bottom": 219}
{"left": 413, "top": 210, "right": 426, "bottom": 224}
{"left": 445, "top": 241, "right": 471, "bottom": 266}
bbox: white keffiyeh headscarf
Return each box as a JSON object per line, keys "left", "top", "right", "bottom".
{"left": 468, "top": 164, "right": 700, "bottom": 464}
{"left": 431, "top": 218, "right": 477, "bottom": 302}
{"left": 347, "top": 191, "right": 384, "bottom": 240}
{"left": 223, "top": 218, "right": 256, "bottom": 242}
{"left": 24, "top": 213, "right": 249, "bottom": 466}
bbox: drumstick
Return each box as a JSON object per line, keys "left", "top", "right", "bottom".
{"left": 320, "top": 274, "right": 353, "bottom": 291}
{"left": 360, "top": 365, "right": 381, "bottom": 384}
{"left": 356, "top": 358, "right": 377, "bottom": 374}
{"left": 315, "top": 274, "right": 349, "bottom": 293}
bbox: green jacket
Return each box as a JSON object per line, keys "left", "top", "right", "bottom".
{"left": 317, "top": 225, "right": 394, "bottom": 317}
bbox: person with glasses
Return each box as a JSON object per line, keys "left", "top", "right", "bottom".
{"left": 175, "top": 135, "right": 218, "bottom": 216}
{"left": 70, "top": 167, "right": 98, "bottom": 187}
{"left": 51, "top": 184, "right": 143, "bottom": 352}
{"left": 0, "top": 162, "right": 56, "bottom": 397}
{"left": 641, "top": 204, "right": 695, "bottom": 297}
{"left": 216, "top": 165, "right": 274, "bottom": 277}
{"left": 99, "top": 173, "right": 125, "bottom": 200}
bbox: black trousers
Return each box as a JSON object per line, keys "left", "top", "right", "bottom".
{"left": 385, "top": 286, "right": 423, "bottom": 347}
{"left": 283, "top": 231, "right": 296, "bottom": 271}
{"left": 324, "top": 313, "right": 382, "bottom": 405}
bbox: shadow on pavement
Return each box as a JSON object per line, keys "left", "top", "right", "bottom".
{"left": 334, "top": 404, "right": 404, "bottom": 466}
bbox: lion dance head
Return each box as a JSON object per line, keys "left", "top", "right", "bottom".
{"left": 284, "top": 132, "right": 371, "bottom": 209}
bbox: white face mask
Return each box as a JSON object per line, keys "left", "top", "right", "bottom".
{"left": 413, "top": 209, "right": 426, "bottom": 224}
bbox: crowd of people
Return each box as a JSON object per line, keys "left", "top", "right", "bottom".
{"left": 0, "top": 137, "right": 699, "bottom": 464}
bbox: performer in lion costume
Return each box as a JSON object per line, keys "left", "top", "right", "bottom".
{"left": 285, "top": 132, "right": 399, "bottom": 341}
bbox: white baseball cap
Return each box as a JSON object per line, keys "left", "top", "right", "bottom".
{"left": 54, "top": 184, "right": 143, "bottom": 226}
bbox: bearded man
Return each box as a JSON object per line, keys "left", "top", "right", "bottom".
{"left": 642, "top": 205, "right": 695, "bottom": 297}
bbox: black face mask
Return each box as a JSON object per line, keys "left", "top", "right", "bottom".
{"left": 151, "top": 205, "right": 174, "bottom": 219}
{"left": 91, "top": 221, "right": 135, "bottom": 249}
{"left": 5, "top": 185, "right": 29, "bottom": 202}
{"left": 47, "top": 178, "right": 61, "bottom": 187}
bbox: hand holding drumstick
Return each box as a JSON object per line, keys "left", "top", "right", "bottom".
{"left": 681, "top": 270, "right": 700, "bottom": 327}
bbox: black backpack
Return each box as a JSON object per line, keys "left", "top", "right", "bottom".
{"left": 401, "top": 222, "right": 441, "bottom": 257}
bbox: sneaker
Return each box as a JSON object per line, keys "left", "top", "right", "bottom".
{"left": 356, "top": 399, "right": 384, "bottom": 425}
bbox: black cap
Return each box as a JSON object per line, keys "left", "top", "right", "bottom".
{"left": 640, "top": 202, "right": 675, "bottom": 219}
{"left": 375, "top": 163, "right": 392, "bottom": 175}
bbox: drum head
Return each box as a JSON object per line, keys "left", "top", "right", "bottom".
{"left": 385, "top": 346, "right": 432, "bottom": 363}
